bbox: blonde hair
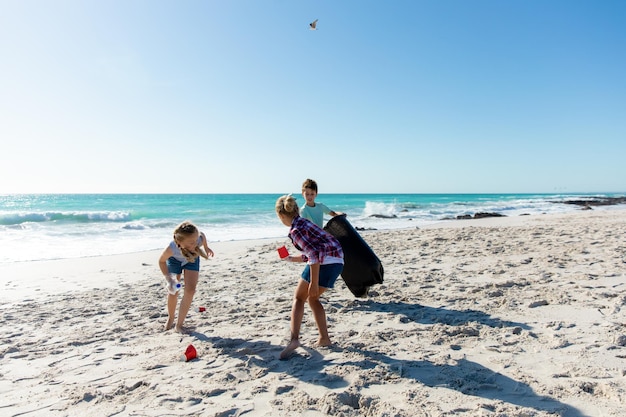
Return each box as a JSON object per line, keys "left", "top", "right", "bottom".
{"left": 275, "top": 194, "right": 299, "bottom": 218}
{"left": 173, "top": 221, "right": 208, "bottom": 262}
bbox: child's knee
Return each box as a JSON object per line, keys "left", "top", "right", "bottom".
{"left": 307, "top": 296, "right": 321, "bottom": 306}
{"left": 293, "top": 287, "right": 309, "bottom": 302}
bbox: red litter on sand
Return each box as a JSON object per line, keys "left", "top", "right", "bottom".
{"left": 181, "top": 344, "right": 197, "bottom": 362}
{"left": 197, "top": 306, "right": 206, "bottom": 312}
{"left": 277, "top": 245, "right": 289, "bottom": 259}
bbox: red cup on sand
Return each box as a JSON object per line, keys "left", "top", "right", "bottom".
{"left": 181, "top": 344, "right": 197, "bottom": 362}
{"left": 197, "top": 306, "right": 206, "bottom": 312}
{"left": 277, "top": 245, "right": 289, "bottom": 259}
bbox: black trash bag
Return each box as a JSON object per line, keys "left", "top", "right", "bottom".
{"left": 324, "top": 214, "right": 384, "bottom": 297}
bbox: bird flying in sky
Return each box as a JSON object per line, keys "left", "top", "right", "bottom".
{"left": 309, "top": 19, "right": 318, "bottom": 30}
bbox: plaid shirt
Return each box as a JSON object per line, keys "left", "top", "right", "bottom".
{"left": 289, "top": 216, "right": 343, "bottom": 264}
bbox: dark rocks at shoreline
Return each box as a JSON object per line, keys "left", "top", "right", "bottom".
{"left": 441, "top": 212, "right": 507, "bottom": 221}
{"left": 473, "top": 212, "right": 506, "bottom": 219}
{"left": 555, "top": 197, "right": 626, "bottom": 207}
{"left": 369, "top": 214, "right": 398, "bottom": 219}
{"left": 356, "top": 227, "right": 378, "bottom": 231}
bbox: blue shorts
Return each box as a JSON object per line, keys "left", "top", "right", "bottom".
{"left": 167, "top": 256, "right": 200, "bottom": 274}
{"left": 301, "top": 263, "right": 343, "bottom": 289}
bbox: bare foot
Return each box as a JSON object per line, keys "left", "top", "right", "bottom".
{"left": 280, "top": 339, "right": 301, "bottom": 360}
{"left": 174, "top": 325, "right": 192, "bottom": 334}
{"left": 315, "top": 338, "right": 332, "bottom": 348}
{"left": 164, "top": 319, "right": 174, "bottom": 331}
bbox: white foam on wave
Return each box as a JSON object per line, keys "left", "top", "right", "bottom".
{"left": 0, "top": 220, "right": 287, "bottom": 264}
{"left": 362, "top": 201, "right": 401, "bottom": 218}
{"left": 348, "top": 197, "right": 588, "bottom": 232}
{"left": 0, "top": 210, "right": 132, "bottom": 225}
{"left": 122, "top": 222, "right": 147, "bottom": 230}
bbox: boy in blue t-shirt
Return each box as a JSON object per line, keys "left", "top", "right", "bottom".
{"left": 300, "top": 178, "right": 343, "bottom": 228}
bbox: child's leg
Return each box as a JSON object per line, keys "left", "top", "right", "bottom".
{"left": 280, "top": 279, "right": 309, "bottom": 359}
{"left": 165, "top": 292, "right": 178, "bottom": 330}
{"left": 175, "top": 270, "right": 198, "bottom": 332}
{"left": 308, "top": 288, "right": 331, "bottom": 346}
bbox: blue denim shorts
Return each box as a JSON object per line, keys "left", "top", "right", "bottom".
{"left": 167, "top": 256, "right": 200, "bottom": 274}
{"left": 301, "top": 263, "right": 343, "bottom": 289}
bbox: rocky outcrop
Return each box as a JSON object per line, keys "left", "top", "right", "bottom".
{"left": 368, "top": 214, "right": 398, "bottom": 219}
{"left": 556, "top": 197, "right": 626, "bottom": 207}
{"left": 473, "top": 212, "right": 506, "bottom": 219}
{"left": 442, "top": 212, "right": 507, "bottom": 221}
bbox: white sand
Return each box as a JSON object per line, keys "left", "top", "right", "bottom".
{"left": 1, "top": 209, "right": 625, "bottom": 416}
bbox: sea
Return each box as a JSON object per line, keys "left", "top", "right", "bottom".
{"left": 1, "top": 193, "right": 624, "bottom": 265}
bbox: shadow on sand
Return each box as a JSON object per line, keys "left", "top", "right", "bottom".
{"left": 344, "top": 299, "right": 532, "bottom": 330}
{"left": 190, "top": 333, "right": 349, "bottom": 390}
{"left": 189, "top": 329, "right": 585, "bottom": 416}
{"left": 340, "top": 344, "right": 586, "bottom": 417}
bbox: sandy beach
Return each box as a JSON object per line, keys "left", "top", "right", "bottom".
{"left": 1, "top": 208, "right": 625, "bottom": 417}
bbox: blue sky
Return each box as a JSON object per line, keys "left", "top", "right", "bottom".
{"left": 1, "top": 0, "right": 625, "bottom": 194}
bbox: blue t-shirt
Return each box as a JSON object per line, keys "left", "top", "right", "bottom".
{"left": 300, "top": 202, "right": 332, "bottom": 228}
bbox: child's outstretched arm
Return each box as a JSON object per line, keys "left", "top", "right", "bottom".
{"left": 285, "top": 254, "right": 305, "bottom": 263}
{"left": 200, "top": 232, "right": 214, "bottom": 258}
{"left": 308, "top": 263, "right": 320, "bottom": 297}
{"left": 158, "top": 246, "right": 173, "bottom": 277}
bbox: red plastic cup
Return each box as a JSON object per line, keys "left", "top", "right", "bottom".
{"left": 197, "top": 306, "right": 206, "bottom": 312}
{"left": 277, "top": 245, "right": 289, "bottom": 259}
{"left": 182, "top": 344, "right": 197, "bottom": 362}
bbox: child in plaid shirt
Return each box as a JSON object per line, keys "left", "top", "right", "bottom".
{"left": 275, "top": 194, "right": 344, "bottom": 359}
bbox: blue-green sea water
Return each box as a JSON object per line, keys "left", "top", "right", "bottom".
{"left": 1, "top": 193, "right": 624, "bottom": 264}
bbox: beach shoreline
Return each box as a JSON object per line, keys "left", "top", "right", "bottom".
{"left": 3, "top": 192, "right": 624, "bottom": 265}
{"left": 0, "top": 212, "right": 558, "bottom": 306}
{"left": 2, "top": 208, "right": 626, "bottom": 416}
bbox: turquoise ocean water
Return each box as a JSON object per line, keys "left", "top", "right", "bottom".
{"left": 1, "top": 193, "right": 624, "bottom": 265}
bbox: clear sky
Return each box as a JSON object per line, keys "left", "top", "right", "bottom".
{"left": 1, "top": 0, "right": 625, "bottom": 194}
